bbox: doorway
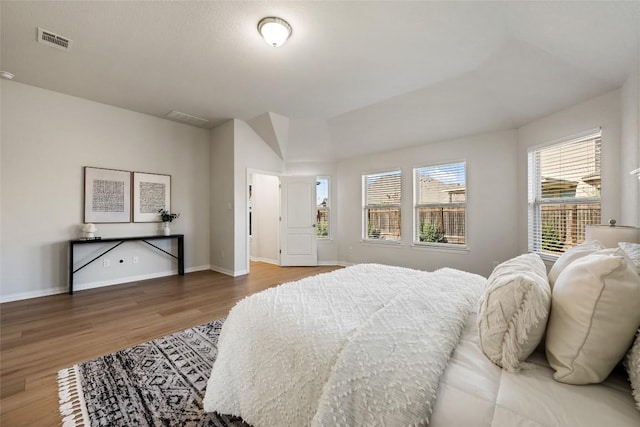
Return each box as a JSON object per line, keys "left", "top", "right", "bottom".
{"left": 248, "top": 172, "right": 280, "bottom": 272}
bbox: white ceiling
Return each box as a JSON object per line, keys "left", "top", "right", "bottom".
{"left": 1, "top": 1, "right": 638, "bottom": 161}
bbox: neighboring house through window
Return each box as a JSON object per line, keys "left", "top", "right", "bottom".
{"left": 414, "top": 162, "right": 467, "bottom": 247}
{"left": 363, "top": 170, "right": 402, "bottom": 241}
{"left": 316, "top": 177, "right": 330, "bottom": 238}
{"left": 528, "top": 130, "right": 602, "bottom": 256}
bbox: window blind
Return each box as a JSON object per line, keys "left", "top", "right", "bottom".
{"left": 414, "top": 162, "right": 466, "bottom": 246}
{"left": 528, "top": 132, "right": 601, "bottom": 255}
{"left": 363, "top": 171, "right": 401, "bottom": 241}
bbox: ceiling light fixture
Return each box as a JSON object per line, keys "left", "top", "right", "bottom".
{"left": 0, "top": 71, "right": 15, "bottom": 80}
{"left": 258, "top": 17, "right": 292, "bottom": 47}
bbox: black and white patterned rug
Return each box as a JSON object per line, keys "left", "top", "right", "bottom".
{"left": 57, "top": 318, "right": 249, "bottom": 427}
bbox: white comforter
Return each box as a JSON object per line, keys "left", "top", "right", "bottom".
{"left": 430, "top": 311, "right": 640, "bottom": 427}
{"left": 203, "top": 263, "right": 485, "bottom": 426}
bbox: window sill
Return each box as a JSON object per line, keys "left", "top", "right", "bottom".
{"left": 534, "top": 252, "right": 559, "bottom": 268}
{"left": 360, "top": 239, "right": 403, "bottom": 248}
{"left": 317, "top": 238, "right": 333, "bottom": 243}
{"left": 410, "top": 243, "right": 470, "bottom": 254}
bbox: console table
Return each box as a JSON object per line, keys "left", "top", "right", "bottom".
{"left": 68, "top": 234, "right": 184, "bottom": 295}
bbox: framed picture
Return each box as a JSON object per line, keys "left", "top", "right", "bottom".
{"left": 133, "top": 172, "right": 171, "bottom": 222}
{"left": 84, "top": 167, "right": 132, "bottom": 223}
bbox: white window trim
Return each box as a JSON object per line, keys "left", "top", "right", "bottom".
{"left": 360, "top": 239, "right": 403, "bottom": 246}
{"left": 413, "top": 161, "right": 467, "bottom": 249}
{"left": 410, "top": 243, "right": 470, "bottom": 253}
{"left": 527, "top": 127, "right": 601, "bottom": 152}
{"left": 362, "top": 169, "right": 402, "bottom": 243}
{"left": 316, "top": 176, "right": 331, "bottom": 240}
{"left": 527, "top": 130, "right": 602, "bottom": 256}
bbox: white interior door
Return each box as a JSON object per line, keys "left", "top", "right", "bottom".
{"left": 280, "top": 176, "right": 318, "bottom": 266}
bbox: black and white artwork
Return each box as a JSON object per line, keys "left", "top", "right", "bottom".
{"left": 133, "top": 172, "right": 171, "bottom": 222}
{"left": 84, "top": 167, "right": 131, "bottom": 223}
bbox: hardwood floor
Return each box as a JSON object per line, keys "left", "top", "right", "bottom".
{"left": 0, "top": 262, "right": 339, "bottom": 426}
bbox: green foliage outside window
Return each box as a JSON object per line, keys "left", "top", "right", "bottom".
{"left": 317, "top": 221, "right": 328, "bottom": 237}
{"left": 542, "top": 222, "right": 563, "bottom": 253}
{"left": 419, "top": 221, "right": 447, "bottom": 243}
{"left": 367, "top": 221, "right": 381, "bottom": 239}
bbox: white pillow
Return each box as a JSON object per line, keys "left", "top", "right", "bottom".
{"left": 548, "top": 240, "right": 604, "bottom": 288}
{"left": 478, "top": 253, "right": 551, "bottom": 372}
{"left": 546, "top": 248, "right": 640, "bottom": 384}
{"left": 625, "top": 329, "right": 640, "bottom": 410}
{"left": 619, "top": 242, "right": 640, "bottom": 275}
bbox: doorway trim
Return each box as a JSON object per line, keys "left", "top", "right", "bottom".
{"left": 246, "top": 168, "right": 282, "bottom": 275}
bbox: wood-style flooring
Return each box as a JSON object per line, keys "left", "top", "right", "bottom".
{"left": 0, "top": 262, "right": 339, "bottom": 426}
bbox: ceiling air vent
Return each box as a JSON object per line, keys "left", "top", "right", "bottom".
{"left": 166, "top": 110, "right": 210, "bottom": 127}
{"left": 37, "top": 28, "right": 73, "bottom": 52}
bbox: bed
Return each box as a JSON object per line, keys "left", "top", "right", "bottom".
{"left": 203, "top": 257, "right": 640, "bottom": 426}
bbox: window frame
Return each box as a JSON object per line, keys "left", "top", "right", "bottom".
{"left": 316, "top": 176, "right": 330, "bottom": 239}
{"left": 362, "top": 169, "right": 402, "bottom": 244}
{"left": 527, "top": 129, "right": 602, "bottom": 259}
{"left": 413, "top": 160, "right": 468, "bottom": 249}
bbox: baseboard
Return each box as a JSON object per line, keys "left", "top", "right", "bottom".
{"left": 73, "top": 271, "right": 173, "bottom": 292}
{"left": 209, "top": 265, "right": 248, "bottom": 277}
{"left": 337, "top": 261, "right": 357, "bottom": 267}
{"left": 250, "top": 256, "right": 279, "bottom": 265}
{"left": 0, "top": 286, "right": 67, "bottom": 303}
{"left": 186, "top": 265, "right": 211, "bottom": 273}
{"left": 2, "top": 262, "right": 349, "bottom": 303}
{"left": 1, "top": 265, "right": 213, "bottom": 303}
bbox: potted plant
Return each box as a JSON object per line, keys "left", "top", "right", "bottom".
{"left": 158, "top": 209, "right": 180, "bottom": 235}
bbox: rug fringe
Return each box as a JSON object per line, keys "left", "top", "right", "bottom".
{"left": 57, "top": 365, "right": 90, "bottom": 427}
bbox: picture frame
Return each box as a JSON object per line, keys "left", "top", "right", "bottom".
{"left": 132, "top": 172, "right": 171, "bottom": 222}
{"left": 84, "top": 166, "right": 132, "bottom": 223}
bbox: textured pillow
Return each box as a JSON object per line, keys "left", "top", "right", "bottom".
{"left": 619, "top": 242, "right": 640, "bottom": 275}
{"left": 625, "top": 329, "right": 640, "bottom": 410}
{"left": 548, "top": 240, "right": 604, "bottom": 288}
{"left": 546, "top": 248, "right": 640, "bottom": 384}
{"left": 478, "top": 253, "right": 551, "bottom": 372}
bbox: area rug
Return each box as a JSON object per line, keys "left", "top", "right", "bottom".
{"left": 57, "top": 318, "right": 249, "bottom": 426}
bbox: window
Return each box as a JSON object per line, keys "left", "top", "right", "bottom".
{"left": 414, "top": 162, "right": 466, "bottom": 246}
{"left": 528, "top": 131, "right": 601, "bottom": 256}
{"left": 363, "top": 170, "right": 401, "bottom": 241}
{"left": 316, "top": 177, "right": 330, "bottom": 238}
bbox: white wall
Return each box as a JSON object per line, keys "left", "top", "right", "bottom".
{"left": 286, "top": 161, "right": 339, "bottom": 265}
{"left": 287, "top": 119, "right": 335, "bottom": 162}
{"left": 336, "top": 130, "right": 519, "bottom": 278}
{"left": 517, "top": 90, "right": 623, "bottom": 253}
{"left": 1, "top": 81, "right": 211, "bottom": 301}
{"left": 233, "top": 119, "right": 284, "bottom": 274}
{"left": 620, "top": 64, "right": 640, "bottom": 226}
{"left": 209, "top": 120, "right": 235, "bottom": 275}
{"left": 3, "top": 80, "right": 633, "bottom": 302}
{"left": 250, "top": 173, "right": 280, "bottom": 264}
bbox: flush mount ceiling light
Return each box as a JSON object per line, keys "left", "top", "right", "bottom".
{"left": 258, "top": 17, "right": 292, "bottom": 47}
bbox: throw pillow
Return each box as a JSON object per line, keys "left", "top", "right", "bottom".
{"left": 619, "top": 242, "right": 640, "bottom": 275}
{"left": 478, "top": 253, "right": 551, "bottom": 372}
{"left": 548, "top": 240, "right": 604, "bottom": 288}
{"left": 546, "top": 248, "right": 640, "bottom": 384}
{"left": 625, "top": 329, "right": 640, "bottom": 410}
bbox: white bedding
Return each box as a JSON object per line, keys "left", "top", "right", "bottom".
{"left": 204, "top": 263, "right": 640, "bottom": 427}
{"left": 431, "top": 312, "right": 640, "bottom": 427}
{"left": 203, "top": 263, "right": 485, "bottom": 426}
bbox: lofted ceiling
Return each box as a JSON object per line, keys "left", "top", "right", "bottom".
{"left": 1, "top": 1, "right": 639, "bottom": 161}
